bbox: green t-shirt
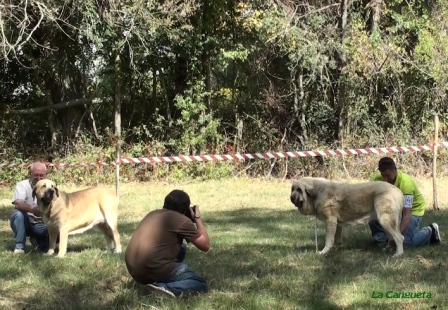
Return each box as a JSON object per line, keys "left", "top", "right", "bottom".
{"left": 371, "top": 170, "right": 426, "bottom": 216}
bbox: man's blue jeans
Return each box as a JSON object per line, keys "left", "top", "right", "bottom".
{"left": 369, "top": 215, "right": 431, "bottom": 248}
{"left": 155, "top": 244, "right": 208, "bottom": 296}
{"left": 10, "top": 210, "right": 49, "bottom": 252}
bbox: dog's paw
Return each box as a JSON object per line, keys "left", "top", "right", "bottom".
{"left": 382, "top": 246, "right": 393, "bottom": 252}
{"left": 392, "top": 253, "right": 402, "bottom": 258}
{"left": 333, "top": 243, "right": 343, "bottom": 249}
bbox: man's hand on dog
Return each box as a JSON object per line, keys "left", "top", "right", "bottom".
{"left": 31, "top": 206, "right": 41, "bottom": 217}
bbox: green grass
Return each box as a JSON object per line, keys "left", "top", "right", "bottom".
{"left": 0, "top": 177, "right": 447, "bottom": 310}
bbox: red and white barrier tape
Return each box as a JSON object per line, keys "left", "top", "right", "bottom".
{"left": 1, "top": 142, "right": 447, "bottom": 168}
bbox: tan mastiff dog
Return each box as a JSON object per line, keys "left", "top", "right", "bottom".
{"left": 290, "top": 177, "right": 404, "bottom": 257}
{"left": 33, "top": 179, "right": 122, "bottom": 257}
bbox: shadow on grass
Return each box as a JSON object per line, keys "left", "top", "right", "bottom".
{"left": 0, "top": 204, "right": 13, "bottom": 221}
{"left": 0, "top": 204, "right": 447, "bottom": 309}
{"left": 190, "top": 207, "right": 448, "bottom": 309}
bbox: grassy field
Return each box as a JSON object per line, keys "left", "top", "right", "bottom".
{"left": 0, "top": 177, "right": 447, "bottom": 310}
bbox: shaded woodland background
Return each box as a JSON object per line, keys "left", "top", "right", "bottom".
{"left": 1, "top": 0, "right": 448, "bottom": 184}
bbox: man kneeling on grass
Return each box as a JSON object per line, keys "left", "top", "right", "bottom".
{"left": 125, "top": 190, "right": 210, "bottom": 297}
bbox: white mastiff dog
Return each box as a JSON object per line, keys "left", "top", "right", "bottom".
{"left": 290, "top": 177, "right": 404, "bottom": 257}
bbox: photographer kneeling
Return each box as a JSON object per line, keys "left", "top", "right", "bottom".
{"left": 125, "top": 190, "right": 210, "bottom": 297}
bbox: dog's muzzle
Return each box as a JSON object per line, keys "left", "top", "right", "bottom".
{"left": 42, "top": 188, "right": 56, "bottom": 202}
{"left": 290, "top": 193, "right": 304, "bottom": 210}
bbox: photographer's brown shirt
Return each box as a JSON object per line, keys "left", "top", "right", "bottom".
{"left": 125, "top": 209, "right": 199, "bottom": 284}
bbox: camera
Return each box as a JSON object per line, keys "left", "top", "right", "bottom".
{"left": 186, "top": 206, "right": 197, "bottom": 223}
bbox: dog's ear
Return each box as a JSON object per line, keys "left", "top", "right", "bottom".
{"left": 54, "top": 186, "right": 59, "bottom": 198}
{"left": 32, "top": 186, "right": 37, "bottom": 200}
{"left": 304, "top": 184, "right": 317, "bottom": 199}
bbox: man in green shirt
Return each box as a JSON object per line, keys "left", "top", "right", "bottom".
{"left": 369, "top": 157, "right": 441, "bottom": 247}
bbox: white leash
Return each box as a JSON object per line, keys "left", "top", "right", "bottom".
{"left": 314, "top": 216, "right": 318, "bottom": 253}
{"left": 313, "top": 203, "right": 319, "bottom": 253}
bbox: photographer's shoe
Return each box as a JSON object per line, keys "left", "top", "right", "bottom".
{"left": 146, "top": 283, "right": 176, "bottom": 298}
{"left": 429, "top": 223, "right": 441, "bottom": 244}
{"left": 13, "top": 248, "right": 25, "bottom": 254}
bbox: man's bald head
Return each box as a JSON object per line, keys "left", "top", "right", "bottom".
{"left": 29, "top": 162, "right": 47, "bottom": 185}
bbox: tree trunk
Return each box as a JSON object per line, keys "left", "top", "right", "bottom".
{"left": 292, "top": 69, "right": 307, "bottom": 147}
{"left": 34, "top": 70, "right": 57, "bottom": 151}
{"left": 87, "top": 107, "right": 100, "bottom": 140}
{"left": 174, "top": 55, "right": 188, "bottom": 98}
{"left": 152, "top": 66, "right": 157, "bottom": 111}
{"left": 203, "top": 51, "right": 211, "bottom": 110}
{"left": 114, "top": 51, "right": 122, "bottom": 197}
{"left": 367, "top": 0, "right": 382, "bottom": 34}
{"left": 336, "top": 0, "right": 349, "bottom": 146}
{"left": 201, "top": 0, "right": 212, "bottom": 111}
{"left": 4, "top": 98, "right": 109, "bottom": 114}
{"left": 159, "top": 69, "right": 172, "bottom": 126}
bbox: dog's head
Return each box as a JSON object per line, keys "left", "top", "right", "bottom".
{"left": 33, "top": 179, "right": 59, "bottom": 205}
{"left": 290, "top": 178, "right": 318, "bottom": 215}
